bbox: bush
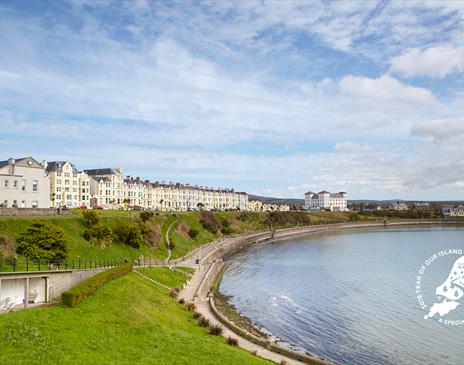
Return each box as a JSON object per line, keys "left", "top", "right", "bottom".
{"left": 0, "top": 234, "right": 15, "bottom": 259}
{"left": 188, "top": 228, "right": 199, "bottom": 239}
{"left": 280, "top": 361, "right": 288, "bottom": 365}
{"left": 83, "top": 225, "right": 113, "bottom": 248}
{"left": 139, "top": 211, "right": 154, "bottom": 222}
{"left": 114, "top": 223, "right": 144, "bottom": 248}
{"left": 200, "top": 211, "right": 221, "bottom": 234}
{"left": 208, "top": 324, "right": 223, "bottom": 336}
{"left": 168, "top": 287, "right": 180, "bottom": 299}
{"left": 82, "top": 210, "right": 99, "bottom": 227}
{"left": 192, "top": 311, "right": 201, "bottom": 319}
{"left": 227, "top": 337, "right": 238, "bottom": 346}
{"left": 61, "top": 262, "right": 133, "bottom": 307}
{"left": 198, "top": 316, "right": 210, "bottom": 327}
{"left": 16, "top": 222, "right": 68, "bottom": 261}
{"left": 178, "top": 298, "right": 185, "bottom": 305}
{"left": 185, "top": 302, "right": 196, "bottom": 311}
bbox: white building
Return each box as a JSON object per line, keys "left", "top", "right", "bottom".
{"left": 304, "top": 190, "right": 347, "bottom": 211}
{"left": 0, "top": 157, "right": 50, "bottom": 208}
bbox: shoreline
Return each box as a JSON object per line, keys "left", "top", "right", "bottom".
{"left": 191, "top": 219, "right": 464, "bottom": 365}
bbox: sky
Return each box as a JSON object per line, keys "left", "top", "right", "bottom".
{"left": 0, "top": 0, "right": 463, "bottom": 200}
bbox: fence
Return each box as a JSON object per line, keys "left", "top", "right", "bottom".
{"left": 0, "top": 258, "right": 126, "bottom": 273}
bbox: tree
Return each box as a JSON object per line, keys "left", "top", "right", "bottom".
{"left": 139, "top": 211, "right": 154, "bottom": 222}
{"left": 16, "top": 222, "right": 68, "bottom": 260}
{"left": 82, "top": 210, "right": 99, "bottom": 227}
{"left": 83, "top": 225, "right": 113, "bottom": 248}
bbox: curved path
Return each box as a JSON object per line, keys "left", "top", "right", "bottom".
{"left": 176, "top": 220, "right": 463, "bottom": 365}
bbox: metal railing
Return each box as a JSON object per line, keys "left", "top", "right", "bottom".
{"left": 0, "top": 258, "right": 126, "bottom": 273}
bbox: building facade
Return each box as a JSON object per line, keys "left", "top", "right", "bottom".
{"left": 0, "top": 157, "right": 50, "bottom": 208}
{"left": 45, "top": 161, "right": 81, "bottom": 208}
{"left": 304, "top": 190, "right": 347, "bottom": 211}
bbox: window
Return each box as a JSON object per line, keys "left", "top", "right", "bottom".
{"left": 32, "top": 201, "right": 38, "bottom": 208}
{"left": 57, "top": 179, "right": 62, "bottom": 185}
{"left": 67, "top": 194, "right": 72, "bottom": 200}
{"left": 65, "top": 180, "right": 70, "bottom": 185}
{"left": 73, "top": 188, "right": 77, "bottom": 192}
{"left": 57, "top": 187, "right": 61, "bottom": 192}
{"left": 57, "top": 172, "right": 61, "bottom": 177}
{"left": 13, "top": 180, "right": 18, "bottom": 188}
{"left": 65, "top": 172, "right": 70, "bottom": 177}
{"left": 13, "top": 200, "right": 17, "bottom": 207}
{"left": 65, "top": 187, "right": 70, "bottom": 192}
{"left": 32, "top": 180, "right": 38, "bottom": 192}
{"left": 22, "top": 179, "right": 26, "bottom": 191}
{"left": 21, "top": 200, "right": 26, "bottom": 208}
{"left": 3, "top": 180, "right": 8, "bottom": 188}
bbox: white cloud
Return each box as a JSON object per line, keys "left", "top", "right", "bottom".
{"left": 411, "top": 117, "right": 464, "bottom": 141}
{"left": 390, "top": 47, "right": 464, "bottom": 78}
{"left": 339, "top": 74, "right": 436, "bottom": 106}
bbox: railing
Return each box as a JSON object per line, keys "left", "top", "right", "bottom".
{"left": 0, "top": 258, "right": 126, "bottom": 273}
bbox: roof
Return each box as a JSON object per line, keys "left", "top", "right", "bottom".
{"left": 45, "top": 161, "right": 77, "bottom": 173}
{"left": 318, "top": 190, "right": 330, "bottom": 194}
{"left": 84, "top": 168, "right": 117, "bottom": 176}
{"left": 0, "top": 156, "right": 44, "bottom": 170}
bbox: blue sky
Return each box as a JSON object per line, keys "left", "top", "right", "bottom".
{"left": 0, "top": 0, "right": 463, "bottom": 200}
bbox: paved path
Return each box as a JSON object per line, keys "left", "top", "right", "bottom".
{"left": 178, "top": 235, "right": 313, "bottom": 365}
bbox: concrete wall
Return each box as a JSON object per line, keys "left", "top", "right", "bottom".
{"left": 0, "top": 267, "right": 108, "bottom": 307}
{"left": 0, "top": 207, "right": 72, "bottom": 216}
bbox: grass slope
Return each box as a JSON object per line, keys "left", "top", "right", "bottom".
{"left": 0, "top": 269, "right": 271, "bottom": 365}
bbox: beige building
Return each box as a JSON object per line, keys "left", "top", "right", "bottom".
{"left": 45, "top": 161, "right": 81, "bottom": 208}
{"left": 0, "top": 157, "right": 50, "bottom": 208}
{"left": 85, "top": 168, "right": 126, "bottom": 209}
{"left": 247, "top": 199, "right": 290, "bottom": 212}
{"left": 78, "top": 171, "right": 91, "bottom": 207}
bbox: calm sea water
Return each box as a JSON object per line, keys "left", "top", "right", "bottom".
{"left": 219, "top": 227, "right": 464, "bottom": 365}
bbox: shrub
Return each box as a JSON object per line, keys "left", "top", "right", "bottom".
{"left": 114, "top": 223, "right": 144, "bottom": 248}
{"left": 82, "top": 210, "right": 99, "bottom": 227}
{"left": 0, "top": 234, "right": 15, "bottom": 258}
{"left": 198, "top": 316, "right": 210, "bottom": 327}
{"left": 227, "top": 337, "right": 238, "bottom": 346}
{"left": 188, "top": 228, "right": 199, "bottom": 239}
{"left": 83, "top": 225, "right": 113, "bottom": 248}
{"left": 185, "top": 302, "right": 196, "bottom": 311}
{"left": 192, "top": 311, "right": 201, "bottom": 319}
{"left": 200, "top": 211, "right": 221, "bottom": 234}
{"left": 168, "top": 287, "right": 180, "bottom": 299}
{"left": 178, "top": 298, "right": 185, "bottom": 305}
{"left": 250, "top": 350, "right": 258, "bottom": 356}
{"left": 16, "top": 222, "right": 68, "bottom": 261}
{"left": 139, "top": 211, "right": 154, "bottom": 222}
{"left": 208, "top": 324, "right": 223, "bottom": 336}
{"left": 61, "top": 262, "right": 133, "bottom": 307}
{"left": 280, "top": 361, "right": 288, "bottom": 365}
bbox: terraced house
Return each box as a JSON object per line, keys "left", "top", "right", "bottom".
{"left": 0, "top": 157, "right": 50, "bottom": 208}
{"left": 45, "top": 161, "right": 81, "bottom": 208}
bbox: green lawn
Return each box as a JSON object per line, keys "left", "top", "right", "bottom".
{"left": 137, "top": 267, "right": 188, "bottom": 288}
{"left": 0, "top": 269, "right": 271, "bottom": 365}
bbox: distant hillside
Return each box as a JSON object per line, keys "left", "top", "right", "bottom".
{"left": 249, "top": 195, "right": 464, "bottom": 208}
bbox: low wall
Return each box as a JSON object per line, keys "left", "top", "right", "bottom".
{"left": 209, "top": 296, "right": 332, "bottom": 365}
{"left": 0, "top": 267, "right": 109, "bottom": 307}
{"left": 0, "top": 207, "right": 72, "bottom": 217}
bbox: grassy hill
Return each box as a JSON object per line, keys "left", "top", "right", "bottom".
{"left": 0, "top": 209, "right": 384, "bottom": 262}
{"left": 0, "top": 268, "right": 271, "bottom": 365}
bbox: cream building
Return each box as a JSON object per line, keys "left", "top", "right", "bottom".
{"left": 304, "top": 190, "right": 347, "bottom": 211}
{"left": 78, "top": 171, "right": 91, "bottom": 207}
{"left": 247, "top": 199, "right": 290, "bottom": 212}
{"left": 0, "top": 157, "right": 50, "bottom": 208}
{"left": 85, "top": 168, "right": 126, "bottom": 209}
{"left": 45, "top": 161, "right": 81, "bottom": 208}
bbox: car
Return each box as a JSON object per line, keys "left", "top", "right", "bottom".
{"left": 93, "top": 206, "right": 103, "bottom": 210}
{"left": 79, "top": 205, "right": 88, "bottom": 209}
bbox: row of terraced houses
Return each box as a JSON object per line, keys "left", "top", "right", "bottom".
{"left": 0, "top": 156, "right": 289, "bottom": 212}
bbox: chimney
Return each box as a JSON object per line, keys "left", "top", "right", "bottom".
{"left": 42, "top": 160, "right": 48, "bottom": 169}
{"left": 8, "top": 157, "right": 15, "bottom": 175}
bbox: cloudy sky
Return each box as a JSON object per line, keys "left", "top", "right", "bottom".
{"left": 1, "top": 1, "right": 463, "bottom": 200}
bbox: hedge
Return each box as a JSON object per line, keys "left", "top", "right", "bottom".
{"left": 62, "top": 261, "right": 133, "bottom": 307}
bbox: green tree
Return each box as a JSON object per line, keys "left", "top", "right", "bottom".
{"left": 16, "top": 222, "right": 68, "bottom": 260}
{"left": 83, "top": 225, "right": 113, "bottom": 248}
{"left": 139, "top": 211, "right": 154, "bottom": 222}
{"left": 82, "top": 210, "right": 100, "bottom": 227}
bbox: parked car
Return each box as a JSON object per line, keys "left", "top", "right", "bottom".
{"left": 79, "top": 205, "right": 88, "bottom": 209}
{"left": 93, "top": 206, "right": 103, "bottom": 210}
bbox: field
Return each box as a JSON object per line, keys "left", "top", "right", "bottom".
{"left": 0, "top": 268, "right": 271, "bottom": 364}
